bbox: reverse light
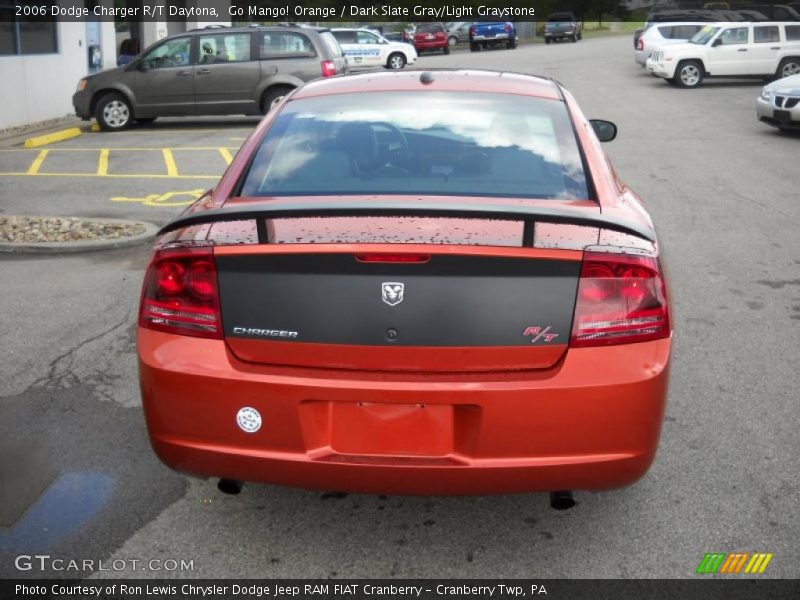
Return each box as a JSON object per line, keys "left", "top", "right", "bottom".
{"left": 139, "top": 245, "right": 222, "bottom": 339}
{"left": 321, "top": 60, "right": 337, "bottom": 77}
{"left": 570, "top": 251, "right": 670, "bottom": 347}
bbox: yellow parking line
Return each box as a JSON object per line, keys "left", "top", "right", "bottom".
{"left": 162, "top": 149, "right": 178, "bottom": 176}
{"left": 0, "top": 146, "right": 240, "bottom": 152}
{"left": 229, "top": 137, "right": 246, "bottom": 141}
{"left": 0, "top": 172, "right": 218, "bottom": 179}
{"left": 218, "top": 147, "right": 234, "bottom": 166}
{"left": 97, "top": 149, "right": 110, "bottom": 176}
{"left": 26, "top": 150, "right": 49, "bottom": 175}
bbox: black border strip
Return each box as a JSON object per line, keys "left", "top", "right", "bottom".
{"left": 157, "top": 199, "right": 656, "bottom": 243}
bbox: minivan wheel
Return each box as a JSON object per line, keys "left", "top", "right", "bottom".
{"left": 388, "top": 52, "right": 406, "bottom": 69}
{"left": 95, "top": 93, "right": 132, "bottom": 131}
{"left": 260, "top": 85, "right": 294, "bottom": 114}
{"left": 674, "top": 60, "right": 703, "bottom": 88}
{"left": 778, "top": 57, "right": 800, "bottom": 78}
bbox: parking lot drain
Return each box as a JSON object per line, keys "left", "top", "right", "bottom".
{"left": 23, "top": 127, "right": 82, "bottom": 148}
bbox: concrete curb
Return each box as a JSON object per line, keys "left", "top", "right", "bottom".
{"left": 0, "top": 218, "right": 159, "bottom": 254}
{"left": 23, "top": 127, "right": 83, "bottom": 148}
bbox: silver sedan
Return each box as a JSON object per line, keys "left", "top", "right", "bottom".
{"left": 757, "top": 73, "right": 800, "bottom": 131}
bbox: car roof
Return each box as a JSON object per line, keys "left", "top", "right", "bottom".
{"left": 294, "top": 69, "right": 562, "bottom": 101}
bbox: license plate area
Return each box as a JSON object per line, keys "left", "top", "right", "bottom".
{"left": 774, "top": 109, "right": 792, "bottom": 124}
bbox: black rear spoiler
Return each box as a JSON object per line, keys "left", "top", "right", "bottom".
{"left": 157, "top": 199, "right": 656, "bottom": 244}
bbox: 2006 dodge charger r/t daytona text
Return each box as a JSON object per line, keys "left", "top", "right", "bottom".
{"left": 137, "top": 70, "right": 672, "bottom": 504}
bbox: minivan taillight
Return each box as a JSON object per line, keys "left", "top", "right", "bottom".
{"left": 139, "top": 245, "right": 222, "bottom": 339}
{"left": 570, "top": 251, "right": 669, "bottom": 347}
{"left": 321, "top": 60, "right": 337, "bottom": 77}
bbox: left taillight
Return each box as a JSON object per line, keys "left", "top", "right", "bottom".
{"left": 321, "top": 60, "right": 337, "bottom": 77}
{"left": 570, "top": 251, "right": 670, "bottom": 348}
{"left": 139, "top": 245, "right": 222, "bottom": 339}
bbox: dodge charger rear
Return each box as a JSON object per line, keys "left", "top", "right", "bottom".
{"left": 138, "top": 70, "right": 671, "bottom": 505}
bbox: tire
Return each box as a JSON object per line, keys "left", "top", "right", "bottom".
{"left": 443, "top": 44, "right": 450, "bottom": 55}
{"left": 95, "top": 93, "right": 132, "bottom": 131}
{"left": 260, "top": 85, "right": 294, "bottom": 114}
{"left": 673, "top": 60, "right": 704, "bottom": 88}
{"left": 545, "top": 38, "right": 551, "bottom": 45}
{"left": 447, "top": 36, "right": 457, "bottom": 48}
{"left": 470, "top": 42, "right": 480, "bottom": 52}
{"left": 571, "top": 35, "right": 577, "bottom": 43}
{"left": 387, "top": 52, "right": 406, "bottom": 70}
{"left": 777, "top": 57, "right": 800, "bottom": 79}
{"left": 507, "top": 38, "right": 516, "bottom": 49}
{"left": 136, "top": 117, "right": 157, "bottom": 125}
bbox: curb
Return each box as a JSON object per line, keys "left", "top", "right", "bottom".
{"left": 23, "top": 127, "right": 83, "bottom": 149}
{"left": 0, "top": 218, "right": 159, "bottom": 254}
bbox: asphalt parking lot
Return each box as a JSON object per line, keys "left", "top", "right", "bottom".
{"left": 1, "top": 36, "right": 798, "bottom": 579}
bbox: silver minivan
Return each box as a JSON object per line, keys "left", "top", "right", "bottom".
{"left": 73, "top": 25, "right": 348, "bottom": 130}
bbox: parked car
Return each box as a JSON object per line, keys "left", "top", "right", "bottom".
{"left": 331, "top": 28, "right": 417, "bottom": 71}
{"left": 544, "top": 12, "right": 583, "bottom": 43}
{"left": 647, "top": 22, "right": 800, "bottom": 87}
{"left": 73, "top": 25, "right": 347, "bottom": 131}
{"left": 757, "top": 72, "right": 800, "bottom": 129}
{"left": 137, "top": 69, "right": 672, "bottom": 503}
{"left": 635, "top": 22, "right": 709, "bottom": 67}
{"left": 740, "top": 4, "right": 800, "bottom": 20}
{"left": 469, "top": 22, "right": 517, "bottom": 51}
{"left": 445, "top": 22, "right": 473, "bottom": 47}
{"left": 413, "top": 23, "right": 449, "bottom": 54}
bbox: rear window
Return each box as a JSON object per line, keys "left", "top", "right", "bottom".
{"left": 416, "top": 24, "right": 444, "bottom": 33}
{"left": 548, "top": 13, "right": 574, "bottom": 21}
{"left": 319, "top": 31, "right": 344, "bottom": 58}
{"left": 239, "top": 91, "right": 589, "bottom": 200}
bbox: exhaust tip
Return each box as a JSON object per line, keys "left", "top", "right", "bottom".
{"left": 549, "top": 490, "right": 575, "bottom": 510}
{"left": 217, "top": 479, "right": 243, "bottom": 495}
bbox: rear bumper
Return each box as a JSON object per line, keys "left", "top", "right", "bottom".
{"left": 415, "top": 40, "right": 447, "bottom": 50}
{"left": 472, "top": 34, "right": 512, "bottom": 42}
{"left": 139, "top": 330, "right": 671, "bottom": 495}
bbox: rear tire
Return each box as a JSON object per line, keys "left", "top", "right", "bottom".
{"left": 673, "top": 60, "right": 704, "bottom": 88}
{"left": 571, "top": 35, "right": 577, "bottom": 43}
{"left": 545, "top": 38, "right": 551, "bottom": 45}
{"left": 387, "top": 52, "right": 406, "bottom": 70}
{"left": 95, "top": 93, "right": 133, "bottom": 131}
{"left": 470, "top": 42, "right": 480, "bottom": 52}
{"left": 777, "top": 57, "right": 800, "bottom": 79}
{"left": 260, "top": 85, "right": 294, "bottom": 114}
{"left": 507, "top": 38, "right": 517, "bottom": 49}
{"left": 443, "top": 44, "right": 450, "bottom": 55}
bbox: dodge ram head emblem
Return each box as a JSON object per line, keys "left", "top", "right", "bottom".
{"left": 382, "top": 282, "right": 404, "bottom": 306}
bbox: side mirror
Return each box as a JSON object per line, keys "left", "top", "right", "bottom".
{"left": 590, "top": 119, "right": 617, "bottom": 143}
{"left": 712, "top": 38, "right": 723, "bottom": 47}
{"left": 137, "top": 60, "right": 150, "bottom": 71}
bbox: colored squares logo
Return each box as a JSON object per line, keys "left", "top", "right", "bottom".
{"left": 697, "top": 553, "right": 773, "bottom": 574}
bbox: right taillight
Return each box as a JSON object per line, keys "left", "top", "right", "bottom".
{"left": 139, "top": 244, "right": 222, "bottom": 339}
{"left": 321, "top": 60, "right": 337, "bottom": 77}
{"left": 570, "top": 251, "right": 670, "bottom": 347}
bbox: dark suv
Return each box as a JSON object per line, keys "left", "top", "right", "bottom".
{"left": 73, "top": 25, "right": 348, "bottom": 130}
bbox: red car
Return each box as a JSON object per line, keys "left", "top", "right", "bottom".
{"left": 138, "top": 70, "right": 672, "bottom": 508}
{"left": 414, "top": 23, "right": 450, "bottom": 54}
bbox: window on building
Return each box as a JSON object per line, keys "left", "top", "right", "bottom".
{"left": 0, "top": 1, "right": 58, "bottom": 56}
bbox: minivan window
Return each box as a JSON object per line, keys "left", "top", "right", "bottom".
{"left": 141, "top": 37, "right": 191, "bottom": 69}
{"left": 260, "top": 32, "right": 315, "bottom": 59}
{"left": 198, "top": 33, "right": 251, "bottom": 64}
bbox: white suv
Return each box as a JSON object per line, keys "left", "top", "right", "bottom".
{"left": 331, "top": 28, "right": 417, "bottom": 70}
{"left": 635, "top": 22, "right": 709, "bottom": 67}
{"left": 647, "top": 22, "right": 800, "bottom": 87}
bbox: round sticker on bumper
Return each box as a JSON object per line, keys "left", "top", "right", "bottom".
{"left": 236, "top": 407, "right": 262, "bottom": 433}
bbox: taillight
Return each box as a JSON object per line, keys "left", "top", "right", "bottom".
{"left": 637, "top": 38, "right": 644, "bottom": 51}
{"left": 504, "top": 24, "right": 511, "bottom": 32}
{"left": 320, "top": 60, "right": 337, "bottom": 78}
{"left": 570, "top": 251, "right": 670, "bottom": 347}
{"left": 355, "top": 253, "right": 431, "bottom": 263}
{"left": 139, "top": 245, "right": 222, "bottom": 339}
{"left": 469, "top": 26, "right": 475, "bottom": 36}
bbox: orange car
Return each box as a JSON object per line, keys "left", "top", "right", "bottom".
{"left": 138, "top": 70, "right": 671, "bottom": 508}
